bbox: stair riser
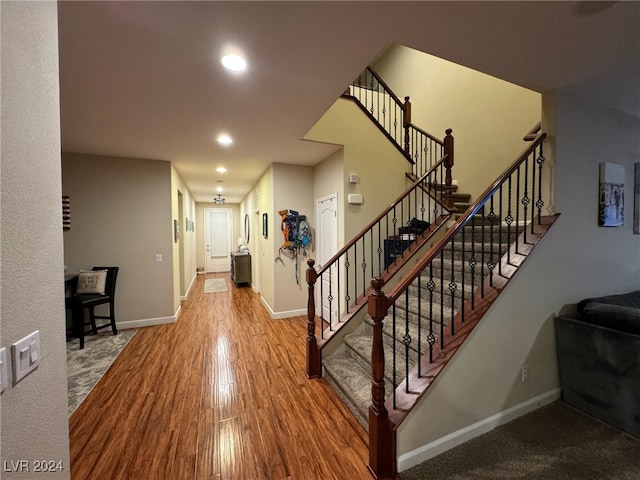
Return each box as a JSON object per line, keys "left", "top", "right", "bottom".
{"left": 420, "top": 267, "right": 486, "bottom": 285}
{"left": 430, "top": 258, "right": 491, "bottom": 277}
{"left": 344, "top": 333, "right": 414, "bottom": 387}
{"left": 363, "top": 318, "right": 436, "bottom": 360}
{"left": 407, "top": 284, "right": 473, "bottom": 303}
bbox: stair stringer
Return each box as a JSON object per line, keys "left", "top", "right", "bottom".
{"left": 390, "top": 215, "right": 561, "bottom": 472}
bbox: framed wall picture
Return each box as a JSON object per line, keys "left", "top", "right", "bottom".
{"left": 262, "top": 213, "right": 268, "bottom": 238}
{"left": 598, "top": 162, "right": 625, "bottom": 227}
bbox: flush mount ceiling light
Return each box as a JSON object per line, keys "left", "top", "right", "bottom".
{"left": 221, "top": 53, "right": 247, "bottom": 72}
{"left": 216, "top": 166, "right": 227, "bottom": 173}
{"left": 214, "top": 194, "right": 226, "bottom": 205}
{"left": 217, "top": 134, "right": 233, "bottom": 146}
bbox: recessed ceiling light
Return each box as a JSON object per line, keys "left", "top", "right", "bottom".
{"left": 216, "top": 186, "right": 224, "bottom": 193}
{"left": 216, "top": 166, "right": 227, "bottom": 173}
{"left": 221, "top": 54, "right": 247, "bottom": 72}
{"left": 217, "top": 134, "right": 233, "bottom": 146}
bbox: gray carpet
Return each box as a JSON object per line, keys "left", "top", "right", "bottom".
{"left": 399, "top": 401, "right": 640, "bottom": 480}
{"left": 67, "top": 330, "right": 135, "bottom": 415}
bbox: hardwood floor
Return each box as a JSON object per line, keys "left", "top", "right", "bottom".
{"left": 69, "top": 273, "right": 370, "bottom": 479}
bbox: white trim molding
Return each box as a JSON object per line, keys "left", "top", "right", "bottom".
{"left": 398, "top": 388, "right": 561, "bottom": 472}
{"left": 259, "top": 295, "right": 306, "bottom": 319}
{"left": 117, "top": 308, "right": 181, "bottom": 330}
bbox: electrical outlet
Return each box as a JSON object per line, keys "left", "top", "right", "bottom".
{"left": 522, "top": 364, "right": 530, "bottom": 382}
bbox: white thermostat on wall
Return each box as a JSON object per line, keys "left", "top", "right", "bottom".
{"left": 348, "top": 194, "right": 364, "bottom": 205}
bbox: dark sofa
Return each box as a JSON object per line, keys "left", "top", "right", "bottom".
{"left": 554, "top": 290, "right": 640, "bottom": 438}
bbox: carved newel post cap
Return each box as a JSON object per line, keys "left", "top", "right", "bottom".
{"left": 307, "top": 259, "right": 315, "bottom": 269}
{"left": 371, "top": 277, "right": 385, "bottom": 292}
{"left": 445, "top": 128, "right": 453, "bottom": 136}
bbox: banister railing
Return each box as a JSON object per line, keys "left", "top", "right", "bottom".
{"left": 344, "top": 66, "right": 446, "bottom": 179}
{"left": 366, "top": 130, "right": 553, "bottom": 478}
{"left": 306, "top": 133, "right": 454, "bottom": 379}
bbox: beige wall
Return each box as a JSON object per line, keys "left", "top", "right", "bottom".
{"left": 1, "top": 2, "right": 71, "bottom": 477}
{"left": 373, "top": 43, "right": 541, "bottom": 201}
{"left": 397, "top": 90, "right": 640, "bottom": 464}
{"left": 305, "top": 98, "right": 410, "bottom": 240}
{"left": 171, "top": 166, "right": 198, "bottom": 302}
{"left": 272, "top": 163, "right": 315, "bottom": 314}
{"left": 62, "top": 153, "right": 176, "bottom": 325}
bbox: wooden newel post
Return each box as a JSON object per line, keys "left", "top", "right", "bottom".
{"left": 306, "top": 259, "right": 321, "bottom": 379}
{"left": 367, "top": 277, "right": 396, "bottom": 479}
{"left": 443, "top": 128, "right": 455, "bottom": 211}
{"left": 403, "top": 96, "right": 411, "bottom": 156}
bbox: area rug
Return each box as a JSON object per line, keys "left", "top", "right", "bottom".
{"left": 204, "top": 278, "right": 228, "bottom": 293}
{"left": 67, "top": 330, "right": 136, "bottom": 415}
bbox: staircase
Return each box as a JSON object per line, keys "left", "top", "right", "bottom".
{"left": 306, "top": 66, "right": 558, "bottom": 479}
{"left": 323, "top": 221, "right": 519, "bottom": 429}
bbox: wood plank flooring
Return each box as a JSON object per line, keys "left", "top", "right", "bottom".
{"left": 69, "top": 273, "right": 370, "bottom": 480}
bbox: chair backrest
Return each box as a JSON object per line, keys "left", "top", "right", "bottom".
{"left": 92, "top": 266, "right": 119, "bottom": 298}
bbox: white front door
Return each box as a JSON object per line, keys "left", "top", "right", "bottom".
{"left": 316, "top": 194, "right": 338, "bottom": 320}
{"left": 205, "top": 208, "right": 232, "bottom": 273}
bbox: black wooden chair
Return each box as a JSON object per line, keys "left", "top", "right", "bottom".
{"left": 66, "top": 266, "right": 119, "bottom": 349}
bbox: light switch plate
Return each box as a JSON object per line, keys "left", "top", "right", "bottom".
{"left": 0, "top": 347, "right": 8, "bottom": 393}
{"left": 11, "top": 330, "right": 40, "bottom": 385}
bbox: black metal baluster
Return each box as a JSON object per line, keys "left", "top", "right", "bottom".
{"left": 351, "top": 245, "right": 357, "bottom": 311}
{"left": 469, "top": 217, "right": 476, "bottom": 310}
{"left": 392, "top": 303, "right": 397, "bottom": 409}
{"left": 439, "top": 249, "right": 445, "bottom": 348}
{"left": 449, "top": 238, "right": 456, "bottom": 337}
{"left": 403, "top": 289, "right": 411, "bottom": 393}
{"left": 506, "top": 177, "right": 513, "bottom": 265}
{"left": 427, "top": 262, "right": 435, "bottom": 363}
{"left": 536, "top": 143, "right": 545, "bottom": 225}
{"left": 461, "top": 225, "right": 466, "bottom": 324}
{"left": 498, "top": 186, "right": 503, "bottom": 276}
{"left": 488, "top": 199, "right": 496, "bottom": 288}
{"left": 522, "top": 157, "right": 529, "bottom": 244}
{"left": 417, "top": 273, "right": 422, "bottom": 377}
{"left": 516, "top": 166, "right": 521, "bottom": 254}
{"left": 481, "top": 211, "right": 486, "bottom": 298}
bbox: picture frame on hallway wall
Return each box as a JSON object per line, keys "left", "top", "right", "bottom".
{"left": 634, "top": 163, "right": 640, "bottom": 234}
{"left": 262, "top": 213, "right": 268, "bottom": 238}
{"left": 598, "top": 162, "right": 625, "bottom": 227}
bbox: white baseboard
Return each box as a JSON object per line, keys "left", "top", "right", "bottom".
{"left": 398, "top": 388, "right": 561, "bottom": 472}
{"left": 117, "top": 312, "right": 178, "bottom": 330}
{"left": 181, "top": 272, "right": 198, "bottom": 301}
{"left": 259, "top": 296, "right": 306, "bottom": 319}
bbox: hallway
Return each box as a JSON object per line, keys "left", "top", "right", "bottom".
{"left": 69, "top": 274, "right": 370, "bottom": 479}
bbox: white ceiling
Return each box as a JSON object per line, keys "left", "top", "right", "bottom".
{"left": 58, "top": 1, "right": 640, "bottom": 203}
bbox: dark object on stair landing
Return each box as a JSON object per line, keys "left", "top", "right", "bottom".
{"left": 399, "top": 217, "right": 430, "bottom": 236}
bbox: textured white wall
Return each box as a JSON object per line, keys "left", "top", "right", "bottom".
{"left": 1, "top": 2, "right": 71, "bottom": 477}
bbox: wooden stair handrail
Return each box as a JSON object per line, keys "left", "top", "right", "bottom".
{"left": 523, "top": 122, "right": 542, "bottom": 141}
{"left": 363, "top": 65, "right": 405, "bottom": 107}
{"left": 315, "top": 154, "right": 449, "bottom": 278}
{"left": 385, "top": 131, "right": 547, "bottom": 305}
{"left": 407, "top": 122, "right": 445, "bottom": 146}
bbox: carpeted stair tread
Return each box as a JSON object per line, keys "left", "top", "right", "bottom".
{"left": 363, "top": 313, "right": 437, "bottom": 360}
{"left": 322, "top": 350, "right": 371, "bottom": 428}
{"left": 344, "top": 330, "right": 413, "bottom": 389}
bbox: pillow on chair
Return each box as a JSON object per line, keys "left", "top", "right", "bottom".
{"left": 76, "top": 269, "right": 108, "bottom": 294}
